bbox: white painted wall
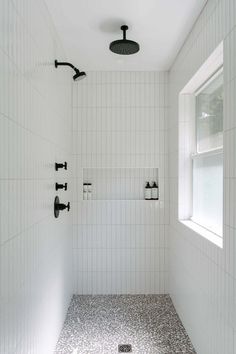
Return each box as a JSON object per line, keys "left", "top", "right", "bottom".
{"left": 72, "top": 72, "right": 169, "bottom": 294}
{"left": 0, "top": 1, "right": 72, "bottom": 353}
{"left": 169, "top": 0, "right": 236, "bottom": 353}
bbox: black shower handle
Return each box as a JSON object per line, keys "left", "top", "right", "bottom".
{"left": 54, "top": 196, "right": 70, "bottom": 218}
{"left": 55, "top": 182, "right": 67, "bottom": 191}
{"left": 56, "top": 202, "right": 70, "bottom": 211}
{"left": 55, "top": 162, "right": 67, "bottom": 171}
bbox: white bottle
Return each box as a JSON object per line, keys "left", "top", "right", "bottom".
{"left": 83, "top": 183, "right": 88, "bottom": 200}
{"left": 151, "top": 181, "right": 158, "bottom": 200}
{"left": 144, "top": 182, "right": 152, "bottom": 200}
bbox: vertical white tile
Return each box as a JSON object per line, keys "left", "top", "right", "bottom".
{"left": 72, "top": 71, "right": 169, "bottom": 295}
{"left": 0, "top": 0, "right": 73, "bottom": 353}
{"left": 169, "top": 0, "right": 236, "bottom": 353}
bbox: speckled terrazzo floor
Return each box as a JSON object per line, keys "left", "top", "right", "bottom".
{"left": 55, "top": 295, "right": 196, "bottom": 354}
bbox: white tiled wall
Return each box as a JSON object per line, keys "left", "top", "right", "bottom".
{"left": 3, "top": 0, "right": 236, "bottom": 351}
{"left": 169, "top": 0, "right": 236, "bottom": 353}
{"left": 0, "top": 1, "right": 72, "bottom": 353}
{"left": 72, "top": 72, "right": 169, "bottom": 294}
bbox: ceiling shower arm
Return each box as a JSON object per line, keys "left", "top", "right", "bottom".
{"left": 121, "top": 25, "right": 128, "bottom": 40}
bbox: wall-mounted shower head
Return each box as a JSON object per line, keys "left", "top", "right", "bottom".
{"left": 72, "top": 68, "right": 86, "bottom": 81}
{"left": 54, "top": 60, "right": 86, "bottom": 81}
{"left": 109, "top": 25, "right": 140, "bottom": 55}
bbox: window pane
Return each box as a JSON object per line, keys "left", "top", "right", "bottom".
{"left": 196, "top": 72, "right": 223, "bottom": 152}
{"left": 192, "top": 153, "right": 223, "bottom": 236}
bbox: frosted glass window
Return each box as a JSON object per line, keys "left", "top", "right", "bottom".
{"left": 192, "top": 153, "right": 223, "bottom": 235}
{"left": 192, "top": 69, "right": 223, "bottom": 237}
{"left": 196, "top": 72, "right": 223, "bottom": 153}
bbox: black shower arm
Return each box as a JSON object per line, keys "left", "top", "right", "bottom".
{"left": 55, "top": 60, "right": 76, "bottom": 70}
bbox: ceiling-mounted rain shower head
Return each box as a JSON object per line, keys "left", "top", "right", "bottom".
{"left": 54, "top": 60, "right": 86, "bottom": 81}
{"left": 109, "top": 25, "right": 140, "bottom": 55}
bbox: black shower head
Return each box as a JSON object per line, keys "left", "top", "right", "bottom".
{"left": 109, "top": 25, "right": 140, "bottom": 55}
{"left": 73, "top": 68, "right": 86, "bottom": 81}
{"left": 55, "top": 60, "right": 86, "bottom": 81}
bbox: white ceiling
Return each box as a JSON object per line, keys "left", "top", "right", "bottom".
{"left": 45, "top": 0, "right": 207, "bottom": 71}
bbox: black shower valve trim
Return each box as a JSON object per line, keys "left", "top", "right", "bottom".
{"left": 55, "top": 162, "right": 67, "bottom": 171}
{"left": 55, "top": 182, "right": 67, "bottom": 191}
{"left": 57, "top": 201, "right": 70, "bottom": 211}
{"left": 54, "top": 196, "right": 70, "bottom": 218}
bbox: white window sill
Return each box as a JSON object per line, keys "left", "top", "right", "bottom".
{"left": 180, "top": 220, "right": 223, "bottom": 248}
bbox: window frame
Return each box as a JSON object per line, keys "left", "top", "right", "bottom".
{"left": 178, "top": 42, "right": 224, "bottom": 248}
{"left": 190, "top": 67, "right": 223, "bottom": 237}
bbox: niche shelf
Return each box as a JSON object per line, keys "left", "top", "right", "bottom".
{"left": 83, "top": 168, "right": 158, "bottom": 201}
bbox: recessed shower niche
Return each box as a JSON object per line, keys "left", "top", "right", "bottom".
{"left": 82, "top": 168, "right": 158, "bottom": 201}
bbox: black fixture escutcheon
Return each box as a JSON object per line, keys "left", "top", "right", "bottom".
{"left": 55, "top": 182, "right": 67, "bottom": 191}
{"left": 54, "top": 196, "right": 70, "bottom": 218}
{"left": 55, "top": 162, "right": 67, "bottom": 171}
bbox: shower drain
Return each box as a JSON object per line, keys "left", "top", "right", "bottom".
{"left": 118, "top": 344, "right": 132, "bottom": 352}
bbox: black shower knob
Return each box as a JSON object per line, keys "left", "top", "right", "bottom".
{"left": 55, "top": 182, "right": 67, "bottom": 191}
{"left": 55, "top": 162, "right": 67, "bottom": 171}
{"left": 56, "top": 201, "right": 70, "bottom": 211}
